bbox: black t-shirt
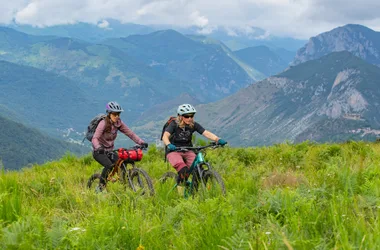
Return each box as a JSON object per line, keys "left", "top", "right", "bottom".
{"left": 165, "top": 121, "right": 205, "bottom": 147}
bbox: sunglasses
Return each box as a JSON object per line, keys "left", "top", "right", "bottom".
{"left": 182, "top": 114, "right": 194, "bottom": 118}
{"left": 111, "top": 112, "right": 121, "bottom": 117}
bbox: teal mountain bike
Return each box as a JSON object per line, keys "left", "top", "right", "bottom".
{"left": 160, "top": 143, "right": 226, "bottom": 198}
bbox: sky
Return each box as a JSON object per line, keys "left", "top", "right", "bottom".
{"left": 1, "top": 0, "right": 380, "bottom": 39}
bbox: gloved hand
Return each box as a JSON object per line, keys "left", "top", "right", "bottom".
{"left": 217, "top": 139, "right": 227, "bottom": 146}
{"left": 96, "top": 147, "right": 105, "bottom": 154}
{"left": 141, "top": 142, "right": 149, "bottom": 149}
{"left": 167, "top": 144, "right": 177, "bottom": 151}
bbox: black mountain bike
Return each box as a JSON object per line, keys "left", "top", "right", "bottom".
{"left": 160, "top": 143, "right": 226, "bottom": 198}
{"left": 87, "top": 145, "right": 154, "bottom": 196}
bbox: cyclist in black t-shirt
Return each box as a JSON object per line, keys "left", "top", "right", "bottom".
{"left": 162, "top": 104, "right": 227, "bottom": 184}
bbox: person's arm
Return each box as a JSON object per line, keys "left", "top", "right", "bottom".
{"left": 119, "top": 121, "right": 145, "bottom": 145}
{"left": 162, "top": 131, "right": 172, "bottom": 146}
{"left": 202, "top": 130, "right": 219, "bottom": 143}
{"left": 163, "top": 120, "right": 177, "bottom": 146}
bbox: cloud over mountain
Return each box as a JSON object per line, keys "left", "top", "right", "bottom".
{"left": 1, "top": 0, "right": 380, "bottom": 39}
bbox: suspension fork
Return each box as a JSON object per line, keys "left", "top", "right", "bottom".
{"left": 195, "top": 164, "right": 204, "bottom": 179}
{"left": 196, "top": 162, "right": 212, "bottom": 184}
{"left": 126, "top": 162, "right": 137, "bottom": 191}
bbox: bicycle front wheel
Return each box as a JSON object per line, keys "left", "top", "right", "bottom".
{"left": 199, "top": 170, "right": 226, "bottom": 197}
{"left": 128, "top": 168, "right": 155, "bottom": 196}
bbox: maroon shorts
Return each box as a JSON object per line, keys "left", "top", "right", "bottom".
{"left": 166, "top": 151, "right": 196, "bottom": 172}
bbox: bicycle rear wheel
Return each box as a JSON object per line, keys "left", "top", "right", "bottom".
{"left": 128, "top": 168, "right": 155, "bottom": 196}
{"left": 87, "top": 173, "right": 101, "bottom": 189}
{"left": 159, "top": 172, "right": 177, "bottom": 183}
{"left": 199, "top": 169, "right": 226, "bottom": 197}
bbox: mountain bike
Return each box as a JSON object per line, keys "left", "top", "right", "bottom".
{"left": 160, "top": 143, "right": 226, "bottom": 198}
{"left": 87, "top": 145, "right": 155, "bottom": 196}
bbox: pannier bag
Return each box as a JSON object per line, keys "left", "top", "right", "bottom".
{"left": 118, "top": 148, "right": 143, "bottom": 161}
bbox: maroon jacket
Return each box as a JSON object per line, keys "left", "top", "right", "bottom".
{"left": 91, "top": 119, "right": 144, "bottom": 151}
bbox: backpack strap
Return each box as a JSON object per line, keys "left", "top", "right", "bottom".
{"left": 162, "top": 117, "right": 178, "bottom": 162}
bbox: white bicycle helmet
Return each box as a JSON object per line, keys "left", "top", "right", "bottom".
{"left": 106, "top": 101, "right": 124, "bottom": 113}
{"left": 177, "top": 104, "right": 196, "bottom": 115}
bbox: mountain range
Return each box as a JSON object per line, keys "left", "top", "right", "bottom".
{"left": 102, "top": 30, "right": 263, "bottom": 102}
{"left": 8, "top": 19, "right": 306, "bottom": 51}
{"left": 0, "top": 27, "right": 265, "bottom": 123}
{"left": 130, "top": 24, "right": 380, "bottom": 145}
{"left": 293, "top": 24, "right": 380, "bottom": 67}
{"left": 195, "top": 51, "right": 380, "bottom": 145}
{"left": 2, "top": 22, "right": 380, "bottom": 168}
{"left": 0, "top": 25, "right": 278, "bottom": 169}
{"left": 0, "top": 60, "right": 92, "bottom": 134}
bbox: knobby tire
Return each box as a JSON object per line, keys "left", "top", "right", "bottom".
{"left": 200, "top": 169, "right": 226, "bottom": 197}
{"left": 87, "top": 173, "right": 101, "bottom": 189}
{"left": 128, "top": 168, "right": 155, "bottom": 196}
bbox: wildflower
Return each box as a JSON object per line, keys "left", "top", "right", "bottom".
{"left": 136, "top": 244, "right": 145, "bottom": 250}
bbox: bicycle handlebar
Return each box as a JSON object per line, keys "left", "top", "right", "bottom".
{"left": 173, "top": 142, "right": 226, "bottom": 152}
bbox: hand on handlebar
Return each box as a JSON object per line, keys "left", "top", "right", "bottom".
{"left": 167, "top": 144, "right": 177, "bottom": 152}
{"left": 217, "top": 139, "right": 227, "bottom": 146}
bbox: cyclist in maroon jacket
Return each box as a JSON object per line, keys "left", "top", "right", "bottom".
{"left": 92, "top": 101, "right": 148, "bottom": 192}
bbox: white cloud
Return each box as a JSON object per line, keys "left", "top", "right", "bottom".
{"left": 97, "top": 20, "right": 110, "bottom": 29}
{"left": 190, "top": 11, "right": 208, "bottom": 28}
{"left": 0, "top": 0, "right": 29, "bottom": 24}
{"left": 1, "top": 0, "right": 380, "bottom": 39}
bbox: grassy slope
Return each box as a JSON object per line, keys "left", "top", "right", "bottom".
{"left": 1, "top": 141, "right": 380, "bottom": 249}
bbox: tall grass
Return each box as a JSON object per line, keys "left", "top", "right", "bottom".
{"left": 1, "top": 141, "right": 380, "bottom": 249}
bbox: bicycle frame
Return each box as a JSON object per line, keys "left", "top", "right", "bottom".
{"left": 190, "top": 150, "right": 205, "bottom": 169}
{"left": 188, "top": 150, "right": 209, "bottom": 185}
{"left": 172, "top": 143, "right": 221, "bottom": 197}
{"left": 106, "top": 158, "right": 135, "bottom": 183}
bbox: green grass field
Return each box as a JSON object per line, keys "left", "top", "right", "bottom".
{"left": 1, "top": 141, "right": 380, "bottom": 249}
